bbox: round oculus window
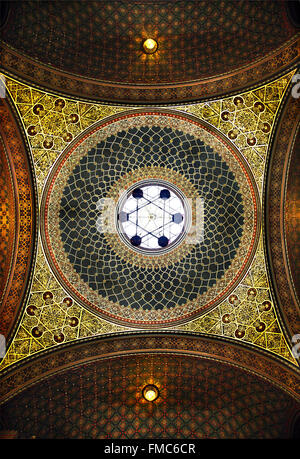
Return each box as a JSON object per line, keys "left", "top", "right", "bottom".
{"left": 116, "top": 180, "right": 191, "bottom": 254}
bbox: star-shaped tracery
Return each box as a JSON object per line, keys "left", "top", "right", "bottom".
{"left": 118, "top": 183, "right": 185, "bottom": 251}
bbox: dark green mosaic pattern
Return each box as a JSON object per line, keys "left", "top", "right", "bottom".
{"left": 59, "top": 126, "right": 244, "bottom": 311}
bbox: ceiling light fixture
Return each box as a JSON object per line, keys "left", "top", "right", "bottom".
{"left": 142, "top": 384, "right": 160, "bottom": 402}
{"left": 142, "top": 38, "right": 158, "bottom": 54}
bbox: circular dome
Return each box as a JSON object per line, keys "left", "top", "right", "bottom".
{"left": 40, "top": 110, "right": 260, "bottom": 328}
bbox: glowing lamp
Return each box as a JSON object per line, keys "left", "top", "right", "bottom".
{"left": 142, "top": 384, "right": 159, "bottom": 402}
{"left": 142, "top": 38, "right": 158, "bottom": 54}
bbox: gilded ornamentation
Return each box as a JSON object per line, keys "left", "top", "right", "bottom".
{"left": 0, "top": 70, "right": 297, "bottom": 370}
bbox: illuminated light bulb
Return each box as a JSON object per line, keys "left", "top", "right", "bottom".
{"left": 142, "top": 38, "right": 158, "bottom": 54}
{"left": 142, "top": 384, "right": 159, "bottom": 402}
{"left": 144, "top": 389, "right": 156, "bottom": 401}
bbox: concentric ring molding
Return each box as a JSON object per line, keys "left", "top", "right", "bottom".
{"left": 40, "top": 109, "right": 261, "bottom": 328}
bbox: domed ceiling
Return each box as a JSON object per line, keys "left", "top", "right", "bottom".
{"left": 0, "top": 69, "right": 298, "bottom": 363}
{"left": 40, "top": 110, "right": 260, "bottom": 327}
{"left": 1, "top": 0, "right": 299, "bottom": 102}
{"left": 1, "top": 0, "right": 296, "bottom": 83}
{"left": 0, "top": 0, "right": 299, "bottom": 440}
{"left": 1, "top": 353, "right": 299, "bottom": 439}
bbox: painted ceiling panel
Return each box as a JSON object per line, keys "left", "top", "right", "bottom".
{"left": 1, "top": 354, "right": 298, "bottom": 439}
{"left": 0, "top": 1, "right": 299, "bottom": 441}
{"left": 2, "top": 0, "right": 296, "bottom": 84}
{"left": 1, "top": 1, "right": 299, "bottom": 103}
{"left": 0, "top": 69, "right": 298, "bottom": 372}
{"left": 0, "top": 98, "right": 36, "bottom": 342}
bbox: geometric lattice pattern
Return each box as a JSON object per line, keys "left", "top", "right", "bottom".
{"left": 42, "top": 113, "right": 258, "bottom": 326}
{"left": 0, "top": 69, "right": 297, "bottom": 371}
{"left": 0, "top": 355, "right": 297, "bottom": 439}
{"left": 3, "top": 1, "right": 295, "bottom": 84}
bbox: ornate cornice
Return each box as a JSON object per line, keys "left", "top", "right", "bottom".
{"left": 0, "top": 36, "right": 299, "bottom": 104}
{"left": 265, "top": 93, "right": 300, "bottom": 339}
{"left": 0, "top": 333, "right": 299, "bottom": 405}
{"left": 0, "top": 98, "right": 37, "bottom": 343}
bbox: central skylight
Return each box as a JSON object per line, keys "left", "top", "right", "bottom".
{"left": 117, "top": 180, "right": 187, "bottom": 252}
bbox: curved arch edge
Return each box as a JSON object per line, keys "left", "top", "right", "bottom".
{"left": 0, "top": 332, "right": 299, "bottom": 405}
{"left": 0, "top": 97, "right": 38, "bottom": 344}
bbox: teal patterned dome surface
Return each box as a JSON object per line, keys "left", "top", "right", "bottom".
{"left": 41, "top": 110, "right": 260, "bottom": 327}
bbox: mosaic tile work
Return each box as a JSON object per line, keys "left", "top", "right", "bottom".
{"left": 0, "top": 70, "right": 297, "bottom": 370}
{"left": 176, "top": 234, "right": 294, "bottom": 359}
{"left": 1, "top": 354, "right": 297, "bottom": 439}
{"left": 41, "top": 112, "right": 259, "bottom": 327}
{"left": 181, "top": 77, "right": 293, "bottom": 197}
{"left": 0, "top": 244, "right": 129, "bottom": 369}
{"left": 3, "top": 1, "right": 294, "bottom": 84}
